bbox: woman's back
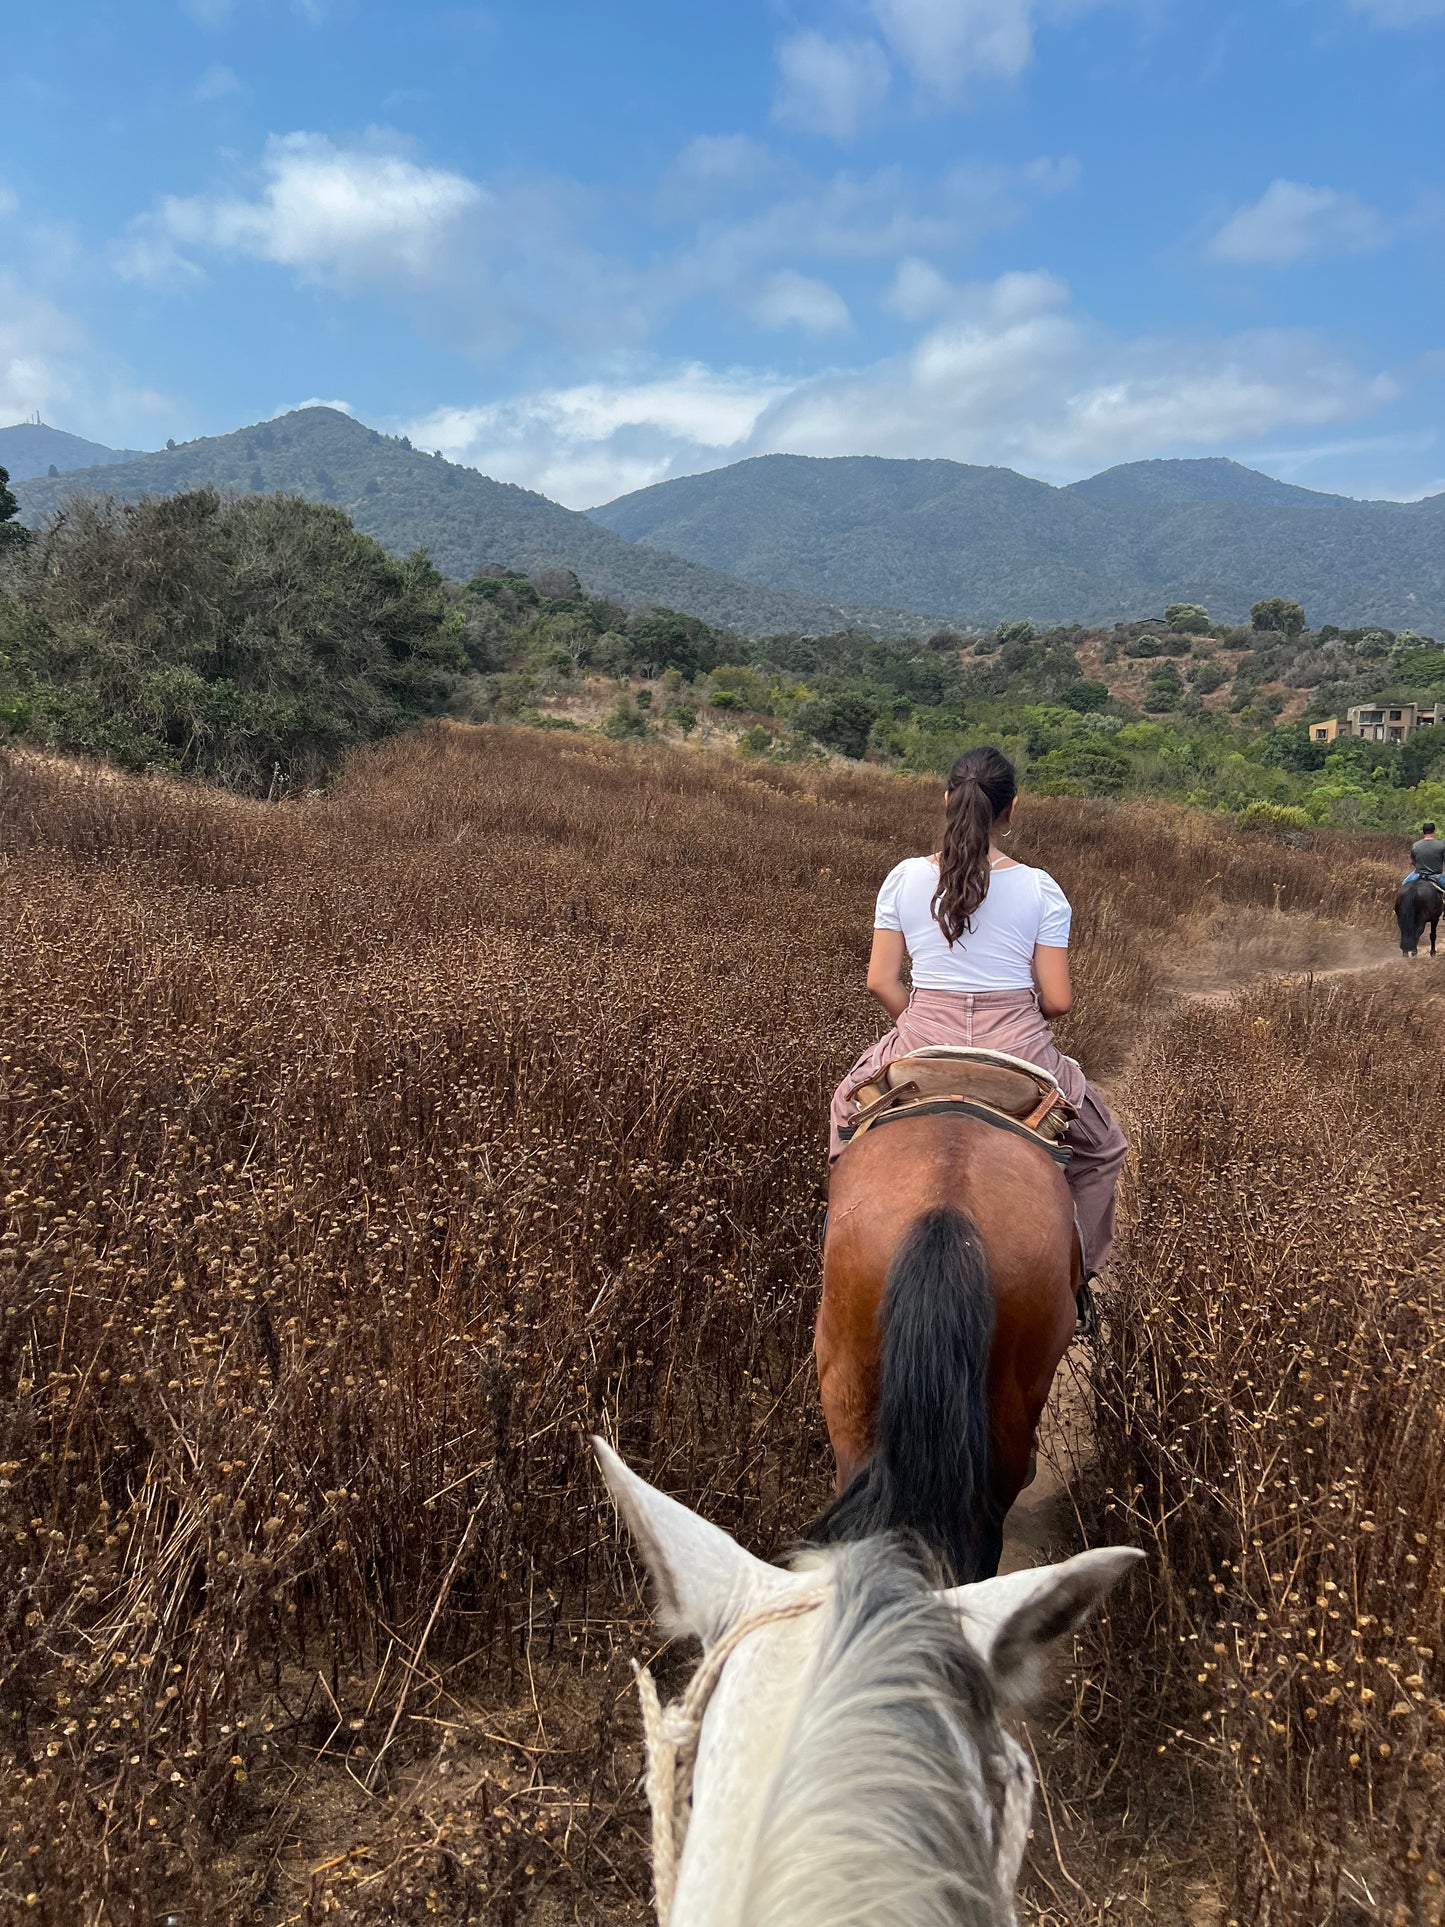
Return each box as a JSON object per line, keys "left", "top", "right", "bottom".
{"left": 875, "top": 855, "right": 1071, "bottom": 993}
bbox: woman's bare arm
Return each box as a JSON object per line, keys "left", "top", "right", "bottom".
{"left": 1032, "top": 943, "right": 1072, "bottom": 1019}
{"left": 866, "top": 929, "right": 911, "bottom": 1019}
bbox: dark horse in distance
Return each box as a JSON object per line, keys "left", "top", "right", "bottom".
{"left": 811, "top": 1106, "right": 1078, "bottom": 1582}
{"left": 1396, "top": 876, "right": 1444, "bottom": 957}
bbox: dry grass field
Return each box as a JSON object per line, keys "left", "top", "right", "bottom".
{"left": 0, "top": 724, "right": 1438, "bottom": 1926}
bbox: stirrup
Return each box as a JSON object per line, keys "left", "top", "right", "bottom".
{"left": 1074, "top": 1278, "right": 1098, "bottom": 1340}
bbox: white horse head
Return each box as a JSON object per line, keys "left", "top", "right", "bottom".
{"left": 595, "top": 1437, "right": 1141, "bottom": 1927}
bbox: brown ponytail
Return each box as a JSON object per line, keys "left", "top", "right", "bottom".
{"left": 931, "top": 746, "right": 1018, "bottom": 945}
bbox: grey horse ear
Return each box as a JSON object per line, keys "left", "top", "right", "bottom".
{"left": 592, "top": 1437, "right": 789, "bottom": 1646}
{"left": 937, "top": 1547, "right": 1144, "bottom": 1704}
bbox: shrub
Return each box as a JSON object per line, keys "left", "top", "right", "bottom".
{"left": 1164, "top": 602, "right": 1210, "bottom": 634}
{"left": 1124, "top": 636, "right": 1162, "bottom": 658}
{"left": 1060, "top": 679, "right": 1111, "bottom": 712}
{"left": 601, "top": 697, "right": 651, "bottom": 739}
{"left": 1029, "top": 736, "right": 1133, "bottom": 796}
{"left": 1235, "top": 799, "right": 1311, "bottom": 834}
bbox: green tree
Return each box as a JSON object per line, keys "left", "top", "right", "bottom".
{"left": 1164, "top": 603, "right": 1210, "bottom": 634}
{"left": 1251, "top": 597, "right": 1307, "bottom": 639}
{"left": 1029, "top": 737, "right": 1132, "bottom": 798}
{"left": 0, "top": 466, "right": 27, "bottom": 555}
{"left": 1059, "top": 680, "right": 1110, "bottom": 713}
{"left": 995, "top": 618, "right": 1036, "bottom": 646}
{"left": 796, "top": 690, "right": 879, "bottom": 760}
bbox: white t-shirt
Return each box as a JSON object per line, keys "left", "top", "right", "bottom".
{"left": 874, "top": 856, "right": 1072, "bottom": 992}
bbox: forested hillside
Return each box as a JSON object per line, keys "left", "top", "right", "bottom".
{"left": 8, "top": 478, "right": 1445, "bottom": 832}
{"left": 11, "top": 410, "right": 928, "bottom": 639}
{"left": 591, "top": 452, "right": 1445, "bottom": 632}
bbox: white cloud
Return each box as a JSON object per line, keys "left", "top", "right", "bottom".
{"left": 883, "top": 256, "right": 956, "bottom": 319}
{"left": 278, "top": 396, "right": 353, "bottom": 416}
{"left": 113, "top": 226, "right": 208, "bottom": 288}
{"left": 119, "top": 129, "right": 1072, "bottom": 363}
{"left": 182, "top": 0, "right": 329, "bottom": 24}
{"left": 410, "top": 276, "right": 1397, "bottom": 507}
{"left": 774, "top": 0, "right": 1151, "bottom": 128}
{"left": 1344, "top": 0, "right": 1445, "bottom": 22}
{"left": 153, "top": 132, "right": 483, "bottom": 285}
{"left": 773, "top": 31, "right": 891, "bottom": 141}
{"left": 756, "top": 276, "right": 1395, "bottom": 470}
{"left": 1207, "top": 179, "right": 1388, "bottom": 266}
{"left": 750, "top": 270, "right": 851, "bottom": 335}
{"left": 871, "top": 0, "right": 1037, "bottom": 93}
{"left": 192, "top": 63, "right": 242, "bottom": 102}
{"left": 668, "top": 134, "right": 780, "bottom": 195}
{"left": 0, "top": 277, "right": 87, "bottom": 424}
{"left": 405, "top": 365, "right": 789, "bottom": 508}
{"left": 0, "top": 271, "right": 174, "bottom": 445}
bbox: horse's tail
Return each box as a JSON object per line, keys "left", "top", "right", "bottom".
{"left": 1397, "top": 885, "right": 1419, "bottom": 954}
{"left": 811, "top": 1204, "right": 995, "bottom": 1582}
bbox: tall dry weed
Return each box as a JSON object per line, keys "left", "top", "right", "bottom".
{"left": 1080, "top": 977, "right": 1445, "bottom": 1925}
{"left": 0, "top": 728, "right": 1406, "bottom": 1921}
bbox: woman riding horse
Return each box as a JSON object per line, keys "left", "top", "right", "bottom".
{"left": 814, "top": 746, "right": 1128, "bottom": 1580}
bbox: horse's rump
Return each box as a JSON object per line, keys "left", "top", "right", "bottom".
{"left": 814, "top": 1113, "right": 1077, "bottom": 1580}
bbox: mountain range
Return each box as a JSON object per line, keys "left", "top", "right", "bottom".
{"left": 11, "top": 409, "right": 1445, "bottom": 637}
{"left": 8, "top": 412, "right": 924, "bottom": 639}
{"left": 592, "top": 453, "right": 1445, "bottom": 634}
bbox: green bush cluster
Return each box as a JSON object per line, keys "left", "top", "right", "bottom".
{"left": 0, "top": 488, "right": 461, "bottom": 792}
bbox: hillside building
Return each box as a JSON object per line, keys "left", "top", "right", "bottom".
{"left": 1310, "top": 703, "right": 1445, "bottom": 746}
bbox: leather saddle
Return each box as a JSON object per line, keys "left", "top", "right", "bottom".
{"left": 844, "top": 1044, "right": 1077, "bottom": 1147}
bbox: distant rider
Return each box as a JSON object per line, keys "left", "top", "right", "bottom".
{"left": 1404, "top": 821, "right": 1445, "bottom": 888}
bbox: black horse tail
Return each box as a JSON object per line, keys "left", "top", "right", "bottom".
{"left": 1398, "top": 883, "right": 1422, "bottom": 955}
{"left": 811, "top": 1205, "right": 996, "bottom": 1582}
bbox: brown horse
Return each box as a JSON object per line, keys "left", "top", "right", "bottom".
{"left": 811, "top": 1110, "right": 1079, "bottom": 1581}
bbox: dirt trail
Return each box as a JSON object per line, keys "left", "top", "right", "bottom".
{"left": 999, "top": 926, "right": 1404, "bottom": 1578}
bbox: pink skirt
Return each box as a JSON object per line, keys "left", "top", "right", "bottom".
{"left": 829, "top": 987, "right": 1129, "bottom": 1276}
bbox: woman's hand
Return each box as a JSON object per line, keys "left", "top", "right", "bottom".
{"left": 1032, "top": 943, "right": 1072, "bottom": 1019}
{"left": 866, "top": 929, "right": 911, "bottom": 1019}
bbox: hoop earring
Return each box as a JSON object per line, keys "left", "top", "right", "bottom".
{"left": 1003, "top": 822, "right": 1015, "bottom": 840}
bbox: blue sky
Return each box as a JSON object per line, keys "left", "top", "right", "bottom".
{"left": 4, "top": 0, "right": 1444, "bottom": 505}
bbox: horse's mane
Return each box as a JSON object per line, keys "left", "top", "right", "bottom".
{"left": 739, "top": 1538, "right": 1030, "bottom": 1927}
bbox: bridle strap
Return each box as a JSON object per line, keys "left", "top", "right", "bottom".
{"left": 633, "top": 1592, "right": 825, "bottom": 1927}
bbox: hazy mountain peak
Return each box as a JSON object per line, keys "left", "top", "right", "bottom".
{"left": 1065, "top": 456, "right": 1338, "bottom": 509}
{"left": 0, "top": 420, "right": 143, "bottom": 481}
